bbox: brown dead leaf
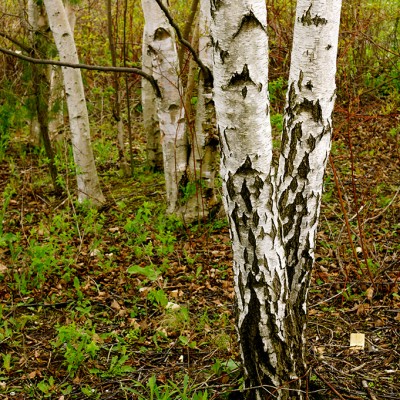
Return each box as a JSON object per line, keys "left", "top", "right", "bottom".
{"left": 365, "top": 286, "right": 374, "bottom": 301}
{"left": 111, "top": 299, "right": 121, "bottom": 310}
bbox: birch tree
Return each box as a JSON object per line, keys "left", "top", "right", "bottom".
{"left": 211, "top": 0, "right": 342, "bottom": 398}
{"left": 141, "top": 0, "right": 188, "bottom": 215}
{"left": 186, "top": 0, "right": 220, "bottom": 217}
{"left": 141, "top": 1, "right": 163, "bottom": 172}
{"left": 44, "top": 0, "right": 105, "bottom": 206}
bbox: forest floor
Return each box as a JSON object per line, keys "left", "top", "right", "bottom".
{"left": 0, "top": 105, "right": 399, "bottom": 399}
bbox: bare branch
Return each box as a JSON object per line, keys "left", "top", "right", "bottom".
{"left": 153, "top": 0, "right": 213, "bottom": 86}
{"left": 0, "top": 46, "right": 161, "bottom": 97}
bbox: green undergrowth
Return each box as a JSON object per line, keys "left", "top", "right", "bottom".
{"left": 0, "top": 165, "right": 239, "bottom": 399}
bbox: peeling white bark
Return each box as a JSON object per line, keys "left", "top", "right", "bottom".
{"left": 212, "top": 0, "right": 342, "bottom": 398}
{"left": 278, "top": 0, "right": 342, "bottom": 306}
{"left": 44, "top": 0, "right": 105, "bottom": 206}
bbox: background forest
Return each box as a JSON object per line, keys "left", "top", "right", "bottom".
{"left": 0, "top": 0, "right": 399, "bottom": 399}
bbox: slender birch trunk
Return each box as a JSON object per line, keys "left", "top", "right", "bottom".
{"left": 211, "top": 1, "right": 342, "bottom": 398}
{"left": 44, "top": 0, "right": 105, "bottom": 206}
{"left": 141, "top": 2, "right": 163, "bottom": 172}
{"left": 48, "top": 2, "right": 76, "bottom": 140}
{"left": 276, "top": 2, "right": 342, "bottom": 393}
{"left": 185, "top": 0, "right": 219, "bottom": 218}
{"left": 141, "top": 0, "right": 188, "bottom": 215}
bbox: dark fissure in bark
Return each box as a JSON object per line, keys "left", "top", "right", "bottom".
{"left": 300, "top": 4, "right": 328, "bottom": 27}
{"left": 233, "top": 10, "right": 266, "bottom": 39}
{"left": 296, "top": 98, "right": 323, "bottom": 123}
{"left": 240, "top": 275, "right": 277, "bottom": 400}
{"left": 228, "top": 64, "right": 254, "bottom": 88}
{"left": 241, "top": 180, "right": 252, "bottom": 211}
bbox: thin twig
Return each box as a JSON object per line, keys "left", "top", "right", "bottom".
{"left": 313, "top": 369, "right": 346, "bottom": 400}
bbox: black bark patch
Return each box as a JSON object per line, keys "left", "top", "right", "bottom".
{"left": 254, "top": 175, "right": 264, "bottom": 192}
{"left": 248, "top": 228, "right": 256, "bottom": 248}
{"left": 307, "top": 134, "right": 316, "bottom": 151}
{"left": 298, "top": 153, "right": 310, "bottom": 180}
{"left": 278, "top": 189, "right": 289, "bottom": 215}
{"left": 281, "top": 125, "right": 289, "bottom": 150}
{"left": 240, "top": 180, "right": 252, "bottom": 212}
{"left": 242, "top": 212, "right": 249, "bottom": 226}
{"left": 289, "top": 178, "right": 298, "bottom": 192}
{"left": 305, "top": 80, "right": 313, "bottom": 91}
{"left": 326, "top": 44, "right": 332, "bottom": 50}
{"left": 228, "top": 64, "right": 254, "bottom": 87}
{"left": 244, "top": 247, "right": 249, "bottom": 264}
{"left": 226, "top": 172, "right": 236, "bottom": 199}
{"left": 237, "top": 155, "right": 254, "bottom": 175}
{"left": 297, "top": 98, "right": 323, "bottom": 123}
{"left": 242, "top": 86, "right": 248, "bottom": 98}
{"left": 154, "top": 27, "right": 170, "bottom": 41}
{"left": 233, "top": 10, "right": 266, "bottom": 39}
{"left": 285, "top": 122, "right": 303, "bottom": 177}
{"left": 260, "top": 226, "right": 266, "bottom": 240}
{"left": 300, "top": 5, "right": 328, "bottom": 26}
{"left": 220, "top": 49, "right": 229, "bottom": 64}
{"left": 298, "top": 70, "right": 303, "bottom": 91}
{"left": 252, "top": 211, "right": 260, "bottom": 227}
{"left": 231, "top": 203, "right": 241, "bottom": 243}
{"left": 252, "top": 255, "right": 260, "bottom": 276}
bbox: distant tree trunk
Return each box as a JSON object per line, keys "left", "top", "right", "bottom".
{"left": 44, "top": 0, "right": 105, "bottom": 206}
{"left": 211, "top": 0, "right": 342, "bottom": 398}
{"left": 141, "top": 3, "right": 163, "bottom": 172}
{"left": 141, "top": 0, "right": 188, "bottom": 215}
{"left": 48, "top": 1, "right": 76, "bottom": 141}
{"left": 28, "top": 0, "right": 62, "bottom": 194}
{"left": 105, "top": 0, "right": 130, "bottom": 177}
{"left": 185, "top": 0, "right": 219, "bottom": 218}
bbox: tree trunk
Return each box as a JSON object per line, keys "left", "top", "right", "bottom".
{"left": 28, "top": 0, "right": 62, "bottom": 195}
{"left": 211, "top": 1, "right": 342, "bottom": 398}
{"left": 141, "top": 2, "right": 163, "bottom": 172}
{"left": 141, "top": 0, "right": 188, "bottom": 215}
{"left": 44, "top": 0, "right": 105, "bottom": 206}
{"left": 185, "top": 0, "right": 220, "bottom": 219}
{"left": 48, "top": 1, "right": 76, "bottom": 141}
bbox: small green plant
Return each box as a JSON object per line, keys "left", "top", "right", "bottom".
{"left": 53, "top": 323, "right": 100, "bottom": 377}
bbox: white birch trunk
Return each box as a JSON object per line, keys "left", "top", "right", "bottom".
{"left": 212, "top": 0, "right": 342, "bottom": 398}
{"left": 44, "top": 0, "right": 105, "bottom": 206}
{"left": 141, "top": 0, "right": 188, "bottom": 215}
{"left": 278, "top": 0, "right": 342, "bottom": 311}
{"left": 185, "top": 0, "right": 220, "bottom": 219}
{"left": 48, "top": 2, "right": 76, "bottom": 140}
{"left": 141, "top": 3, "right": 163, "bottom": 172}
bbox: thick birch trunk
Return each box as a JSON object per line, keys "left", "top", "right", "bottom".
{"left": 141, "top": 0, "right": 188, "bottom": 215}
{"left": 44, "top": 0, "right": 105, "bottom": 206}
{"left": 212, "top": 1, "right": 342, "bottom": 398}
